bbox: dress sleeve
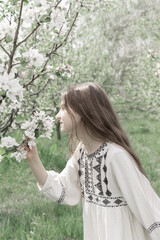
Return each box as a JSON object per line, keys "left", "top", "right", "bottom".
{"left": 110, "top": 149, "right": 160, "bottom": 240}
{"left": 37, "top": 144, "right": 81, "bottom": 206}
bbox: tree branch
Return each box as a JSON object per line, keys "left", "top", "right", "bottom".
{"left": 48, "top": 11, "right": 79, "bottom": 57}
{"left": 54, "top": 0, "right": 63, "bottom": 9}
{"left": 64, "top": 11, "right": 79, "bottom": 42}
{"left": 16, "top": 22, "right": 41, "bottom": 48}
{"left": 7, "top": 0, "right": 24, "bottom": 74}
{"left": 30, "top": 79, "right": 51, "bottom": 96}
{"left": 0, "top": 36, "right": 6, "bottom": 42}
{"left": 23, "top": 71, "right": 51, "bottom": 88}
{"left": 0, "top": 44, "right": 11, "bottom": 58}
{"left": 11, "top": 62, "right": 21, "bottom": 67}
{"left": 0, "top": 109, "right": 18, "bottom": 136}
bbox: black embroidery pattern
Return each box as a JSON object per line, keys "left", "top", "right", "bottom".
{"left": 103, "top": 149, "right": 112, "bottom": 196}
{"left": 83, "top": 193, "right": 127, "bottom": 208}
{"left": 86, "top": 142, "right": 107, "bottom": 158}
{"left": 93, "top": 156, "right": 103, "bottom": 195}
{"left": 78, "top": 143, "right": 126, "bottom": 208}
{"left": 147, "top": 221, "right": 160, "bottom": 234}
{"left": 78, "top": 149, "right": 85, "bottom": 197}
{"left": 57, "top": 182, "right": 66, "bottom": 204}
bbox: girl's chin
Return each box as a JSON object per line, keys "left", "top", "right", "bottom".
{"left": 61, "top": 128, "right": 72, "bottom": 134}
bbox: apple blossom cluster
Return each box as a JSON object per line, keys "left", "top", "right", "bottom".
{"left": 0, "top": 136, "right": 28, "bottom": 163}
{"left": 21, "top": 110, "right": 55, "bottom": 140}
{"left": 23, "top": 49, "right": 45, "bottom": 68}
{"left": 0, "top": 136, "right": 19, "bottom": 149}
{"left": 0, "top": 70, "right": 24, "bottom": 113}
{"left": 0, "top": 19, "right": 16, "bottom": 39}
{"left": 0, "top": 111, "right": 55, "bottom": 162}
{"left": 55, "top": 64, "right": 74, "bottom": 78}
{"left": 21, "top": 0, "right": 69, "bottom": 33}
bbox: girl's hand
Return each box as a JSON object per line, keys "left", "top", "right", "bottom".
{"left": 22, "top": 139, "right": 39, "bottom": 162}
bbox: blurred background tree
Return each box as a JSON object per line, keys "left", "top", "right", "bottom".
{"left": 62, "top": 0, "right": 160, "bottom": 115}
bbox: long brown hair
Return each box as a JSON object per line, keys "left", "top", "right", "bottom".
{"left": 62, "top": 82, "right": 146, "bottom": 176}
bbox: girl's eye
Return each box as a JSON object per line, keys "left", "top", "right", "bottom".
{"left": 61, "top": 105, "right": 65, "bottom": 110}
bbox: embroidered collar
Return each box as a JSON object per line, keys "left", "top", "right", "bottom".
{"left": 83, "top": 142, "right": 108, "bottom": 158}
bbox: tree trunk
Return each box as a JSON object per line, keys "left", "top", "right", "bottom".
{"left": 56, "top": 122, "right": 61, "bottom": 140}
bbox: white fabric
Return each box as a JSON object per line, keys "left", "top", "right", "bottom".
{"left": 38, "top": 142, "right": 160, "bottom": 240}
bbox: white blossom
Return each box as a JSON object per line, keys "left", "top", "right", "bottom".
{"left": 11, "top": 122, "right": 18, "bottom": 130}
{"left": 21, "top": 120, "right": 37, "bottom": 130}
{"left": 22, "top": 0, "right": 50, "bottom": 26}
{"left": 23, "top": 49, "right": 45, "bottom": 68}
{"left": 0, "top": 50, "right": 8, "bottom": 70}
{"left": 0, "top": 19, "right": 16, "bottom": 39}
{"left": 11, "top": 150, "right": 27, "bottom": 163}
{"left": 50, "top": 9, "right": 66, "bottom": 30}
{"left": 21, "top": 111, "right": 55, "bottom": 141}
{"left": 0, "top": 74, "right": 9, "bottom": 91}
{"left": 0, "top": 99, "right": 7, "bottom": 113}
{"left": 0, "top": 72, "right": 24, "bottom": 103}
{"left": 24, "top": 130, "right": 35, "bottom": 139}
{"left": 59, "top": 0, "right": 71, "bottom": 9}
{"left": 0, "top": 155, "right": 2, "bottom": 162}
{"left": 0, "top": 137, "right": 19, "bottom": 148}
{"left": 28, "top": 140, "right": 36, "bottom": 150}
{"left": 33, "top": 110, "right": 46, "bottom": 120}
{"left": 9, "top": 101, "right": 21, "bottom": 111}
{"left": 21, "top": 7, "right": 37, "bottom": 23}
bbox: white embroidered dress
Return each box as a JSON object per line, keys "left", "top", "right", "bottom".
{"left": 38, "top": 142, "right": 160, "bottom": 240}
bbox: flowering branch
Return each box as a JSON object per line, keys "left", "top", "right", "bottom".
{"left": 7, "top": 0, "right": 24, "bottom": 74}
{"left": 23, "top": 71, "right": 50, "bottom": 88}
{"left": 30, "top": 79, "right": 51, "bottom": 97}
{"left": 23, "top": 10, "right": 80, "bottom": 88}
{"left": 64, "top": 11, "right": 79, "bottom": 42}
{"left": 48, "top": 11, "right": 79, "bottom": 57}
{"left": 16, "top": 22, "right": 41, "bottom": 48}
{"left": 0, "top": 109, "right": 18, "bottom": 136}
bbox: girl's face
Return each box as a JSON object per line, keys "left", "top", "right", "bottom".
{"left": 56, "top": 101, "right": 81, "bottom": 134}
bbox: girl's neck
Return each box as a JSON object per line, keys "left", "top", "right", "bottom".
{"left": 76, "top": 122, "right": 104, "bottom": 155}
{"left": 81, "top": 140, "right": 105, "bottom": 155}
{"left": 79, "top": 132, "right": 104, "bottom": 155}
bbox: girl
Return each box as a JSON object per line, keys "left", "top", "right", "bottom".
{"left": 25, "top": 82, "right": 160, "bottom": 240}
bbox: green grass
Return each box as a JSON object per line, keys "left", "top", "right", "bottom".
{"left": 0, "top": 137, "right": 83, "bottom": 240}
{"left": 0, "top": 110, "right": 160, "bottom": 240}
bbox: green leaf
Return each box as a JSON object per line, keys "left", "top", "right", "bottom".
{"left": 39, "top": 14, "right": 51, "bottom": 23}
{"left": 0, "top": 90, "right": 6, "bottom": 96}
{"left": 26, "top": 69, "right": 33, "bottom": 79}
{"left": 10, "top": 0, "right": 19, "bottom": 5}
{"left": 21, "top": 60, "right": 28, "bottom": 68}
{"left": 23, "top": 0, "right": 29, "bottom": 3}
{"left": 53, "top": 29, "right": 59, "bottom": 34}
{"left": 55, "top": 71, "right": 61, "bottom": 77}
{"left": 35, "top": 128, "right": 40, "bottom": 138}
{"left": 5, "top": 35, "right": 12, "bottom": 43}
